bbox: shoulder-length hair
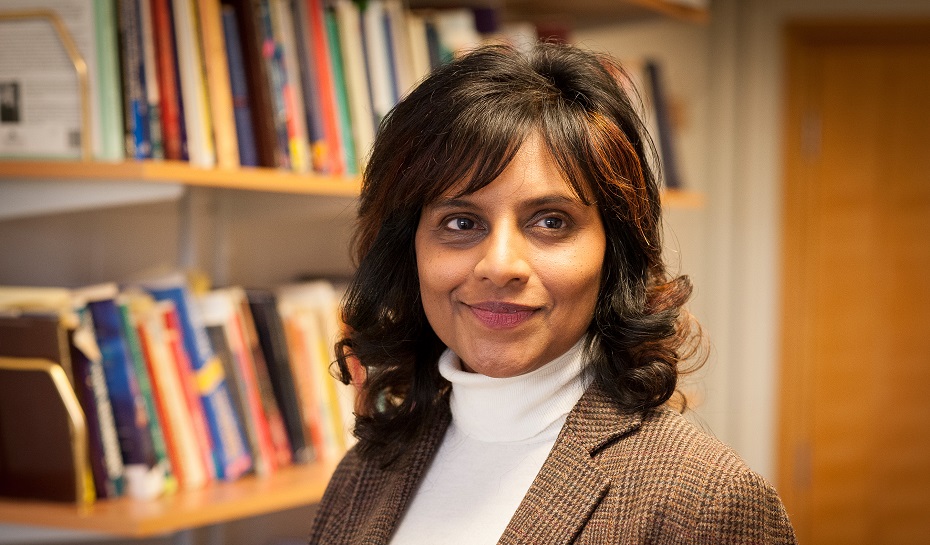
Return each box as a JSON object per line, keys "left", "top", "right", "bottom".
{"left": 336, "top": 43, "right": 700, "bottom": 463}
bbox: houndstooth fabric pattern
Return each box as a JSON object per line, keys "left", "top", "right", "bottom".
{"left": 308, "top": 383, "right": 797, "bottom": 544}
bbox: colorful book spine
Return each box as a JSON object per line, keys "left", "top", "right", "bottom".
{"left": 143, "top": 276, "right": 252, "bottom": 481}
{"left": 118, "top": 295, "right": 177, "bottom": 494}
{"left": 70, "top": 308, "right": 126, "bottom": 499}
{"left": 139, "top": 0, "right": 165, "bottom": 159}
{"left": 118, "top": 0, "right": 153, "bottom": 159}
{"left": 80, "top": 285, "right": 157, "bottom": 469}
{"left": 256, "top": 0, "right": 294, "bottom": 170}
{"left": 150, "top": 0, "right": 186, "bottom": 161}
{"left": 198, "top": 0, "right": 241, "bottom": 169}
{"left": 173, "top": 0, "right": 217, "bottom": 167}
{"left": 334, "top": 0, "right": 375, "bottom": 172}
{"left": 324, "top": 5, "right": 357, "bottom": 175}
{"left": 270, "top": 0, "right": 310, "bottom": 173}
{"left": 305, "top": 0, "right": 346, "bottom": 175}
{"left": 292, "top": 0, "right": 328, "bottom": 173}
{"left": 93, "top": 0, "right": 126, "bottom": 161}
{"left": 221, "top": 4, "right": 259, "bottom": 167}
{"left": 247, "top": 289, "right": 313, "bottom": 463}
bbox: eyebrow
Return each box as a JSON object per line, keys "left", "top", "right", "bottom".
{"left": 428, "top": 194, "right": 585, "bottom": 212}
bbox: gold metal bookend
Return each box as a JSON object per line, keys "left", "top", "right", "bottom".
{"left": 0, "top": 357, "right": 93, "bottom": 506}
{"left": 0, "top": 10, "right": 92, "bottom": 161}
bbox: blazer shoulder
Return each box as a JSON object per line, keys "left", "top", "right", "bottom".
{"left": 308, "top": 446, "right": 366, "bottom": 544}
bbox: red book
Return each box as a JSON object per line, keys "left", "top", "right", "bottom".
{"left": 150, "top": 0, "right": 185, "bottom": 160}
{"left": 161, "top": 303, "right": 217, "bottom": 482}
{"left": 304, "top": 0, "right": 345, "bottom": 175}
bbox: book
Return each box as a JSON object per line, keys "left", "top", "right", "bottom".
{"left": 384, "top": 0, "right": 418, "bottom": 98}
{"left": 173, "top": 0, "right": 217, "bottom": 167}
{"left": 362, "top": 0, "right": 396, "bottom": 125}
{"left": 118, "top": 0, "right": 153, "bottom": 159}
{"left": 224, "top": 0, "right": 278, "bottom": 168}
{"left": 198, "top": 0, "right": 241, "bottom": 169}
{"left": 270, "top": 0, "right": 310, "bottom": 173}
{"left": 221, "top": 4, "right": 259, "bottom": 167}
{"left": 139, "top": 0, "right": 165, "bottom": 159}
{"left": 199, "top": 289, "right": 278, "bottom": 476}
{"left": 70, "top": 306, "right": 126, "bottom": 499}
{"left": 141, "top": 274, "right": 252, "bottom": 481}
{"left": 255, "top": 0, "right": 294, "bottom": 170}
{"left": 291, "top": 0, "right": 327, "bottom": 173}
{"left": 118, "top": 291, "right": 177, "bottom": 495}
{"left": 405, "top": 10, "right": 431, "bottom": 87}
{"left": 150, "top": 0, "right": 186, "bottom": 161}
{"left": 0, "top": 0, "right": 102, "bottom": 159}
{"left": 76, "top": 283, "right": 162, "bottom": 499}
{"left": 230, "top": 288, "right": 292, "bottom": 467}
{"left": 302, "top": 0, "right": 346, "bottom": 175}
{"left": 0, "top": 312, "right": 73, "bottom": 384}
{"left": 94, "top": 0, "right": 127, "bottom": 161}
{"left": 334, "top": 0, "right": 375, "bottom": 171}
{"left": 324, "top": 5, "right": 357, "bottom": 175}
{"left": 645, "top": 60, "right": 683, "bottom": 189}
{"left": 141, "top": 299, "right": 214, "bottom": 489}
{"left": 247, "top": 289, "right": 314, "bottom": 463}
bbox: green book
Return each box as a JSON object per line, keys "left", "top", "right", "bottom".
{"left": 93, "top": 0, "right": 125, "bottom": 161}
{"left": 324, "top": 8, "right": 357, "bottom": 175}
{"left": 118, "top": 299, "right": 178, "bottom": 495}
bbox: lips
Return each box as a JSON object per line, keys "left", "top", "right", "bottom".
{"left": 467, "top": 301, "right": 538, "bottom": 329}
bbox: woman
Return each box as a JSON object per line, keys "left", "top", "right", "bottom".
{"left": 309, "top": 43, "right": 796, "bottom": 544}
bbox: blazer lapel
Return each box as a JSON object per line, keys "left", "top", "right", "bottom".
{"left": 356, "top": 405, "right": 452, "bottom": 545}
{"left": 499, "top": 383, "right": 643, "bottom": 545}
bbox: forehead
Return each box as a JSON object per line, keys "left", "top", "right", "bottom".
{"left": 427, "top": 132, "right": 592, "bottom": 207}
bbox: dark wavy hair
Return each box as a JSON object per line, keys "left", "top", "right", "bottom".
{"left": 335, "top": 43, "right": 701, "bottom": 463}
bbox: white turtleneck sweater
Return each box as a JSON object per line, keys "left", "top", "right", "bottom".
{"left": 389, "top": 339, "right": 592, "bottom": 545}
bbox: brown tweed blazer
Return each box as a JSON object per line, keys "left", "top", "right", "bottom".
{"left": 308, "top": 383, "right": 797, "bottom": 544}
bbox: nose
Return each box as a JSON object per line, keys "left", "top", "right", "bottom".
{"left": 473, "top": 223, "right": 531, "bottom": 287}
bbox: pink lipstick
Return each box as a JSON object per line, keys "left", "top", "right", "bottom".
{"left": 468, "top": 302, "right": 537, "bottom": 329}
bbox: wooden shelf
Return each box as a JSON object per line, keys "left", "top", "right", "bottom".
{"left": 0, "top": 160, "right": 362, "bottom": 197}
{"left": 0, "top": 160, "right": 704, "bottom": 211}
{"left": 409, "top": 0, "right": 708, "bottom": 24}
{"left": 0, "top": 460, "right": 338, "bottom": 537}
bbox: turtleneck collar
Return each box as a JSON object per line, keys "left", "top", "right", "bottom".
{"left": 437, "top": 337, "right": 592, "bottom": 443}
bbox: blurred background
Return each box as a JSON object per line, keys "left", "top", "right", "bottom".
{"left": 0, "top": 0, "right": 928, "bottom": 543}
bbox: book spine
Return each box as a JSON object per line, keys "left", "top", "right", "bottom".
{"left": 86, "top": 296, "right": 157, "bottom": 468}
{"left": 119, "top": 0, "right": 153, "bottom": 159}
{"left": 270, "top": 0, "right": 310, "bottom": 173}
{"left": 118, "top": 301, "right": 176, "bottom": 493}
{"left": 334, "top": 0, "right": 375, "bottom": 171}
{"left": 228, "top": 0, "right": 279, "bottom": 167}
{"left": 235, "top": 292, "right": 293, "bottom": 467}
{"left": 139, "top": 0, "right": 165, "bottom": 159}
{"left": 155, "top": 302, "right": 214, "bottom": 487}
{"left": 221, "top": 5, "right": 260, "bottom": 167}
{"left": 247, "top": 290, "right": 313, "bottom": 463}
{"left": 150, "top": 0, "right": 185, "bottom": 161}
{"left": 71, "top": 311, "right": 126, "bottom": 498}
{"left": 93, "top": 0, "right": 127, "bottom": 161}
{"left": 324, "top": 6, "right": 357, "bottom": 175}
{"left": 256, "top": 0, "right": 293, "bottom": 170}
{"left": 306, "top": 0, "right": 346, "bottom": 175}
{"left": 146, "top": 283, "right": 252, "bottom": 480}
{"left": 173, "top": 0, "right": 217, "bottom": 167}
{"left": 198, "top": 0, "right": 241, "bottom": 169}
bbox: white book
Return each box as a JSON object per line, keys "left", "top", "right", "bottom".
{"left": 334, "top": 0, "right": 375, "bottom": 168}
{"left": 172, "top": 0, "right": 216, "bottom": 167}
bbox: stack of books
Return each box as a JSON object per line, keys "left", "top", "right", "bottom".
{"left": 0, "top": 274, "right": 353, "bottom": 504}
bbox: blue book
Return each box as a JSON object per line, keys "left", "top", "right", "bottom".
{"left": 141, "top": 275, "right": 252, "bottom": 481}
{"left": 118, "top": 0, "right": 152, "bottom": 159}
{"left": 222, "top": 5, "right": 259, "bottom": 167}
{"left": 81, "top": 284, "right": 156, "bottom": 468}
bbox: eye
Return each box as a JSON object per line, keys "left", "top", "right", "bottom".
{"left": 535, "top": 216, "right": 565, "bottom": 229}
{"left": 445, "top": 217, "right": 476, "bottom": 230}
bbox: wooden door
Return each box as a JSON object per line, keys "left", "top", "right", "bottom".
{"left": 778, "top": 22, "right": 930, "bottom": 545}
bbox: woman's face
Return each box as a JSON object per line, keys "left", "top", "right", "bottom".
{"left": 415, "top": 134, "right": 606, "bottom": 378}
